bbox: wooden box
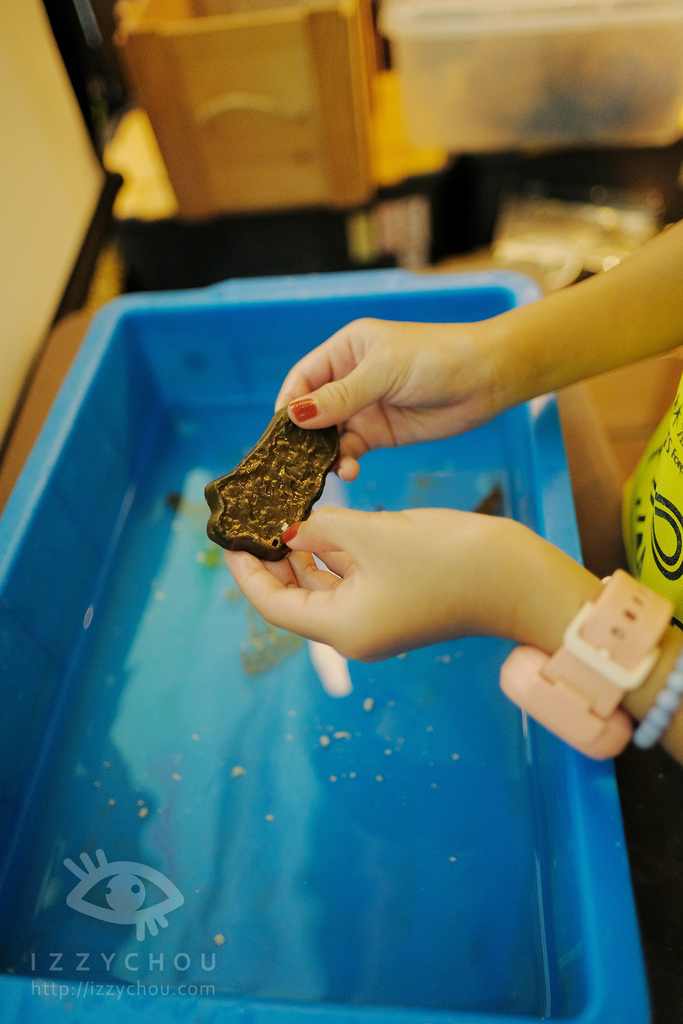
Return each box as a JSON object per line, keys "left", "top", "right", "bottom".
{"left": 115, "top": 0, "right": 376, "bottom": 217}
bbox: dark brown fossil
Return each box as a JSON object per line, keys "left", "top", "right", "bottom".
{"left": 205, "top": 407, "right": 340, "bottom": 560}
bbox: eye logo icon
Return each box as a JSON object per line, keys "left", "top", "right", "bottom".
{"left": 64, "top": 849, "right": 184, "bottom": 940}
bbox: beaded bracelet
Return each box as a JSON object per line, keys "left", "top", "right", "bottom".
{"left": 633, "top": 646, "right": 683, "bottom": 749}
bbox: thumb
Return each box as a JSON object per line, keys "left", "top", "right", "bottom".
{"left": 284, "top": 506, "right": 378, "bottom": 557}
{"left": 288, "top": 365, "right": 387, "bottom": 429}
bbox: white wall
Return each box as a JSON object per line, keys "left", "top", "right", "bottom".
{"left": 0, "top": 0, "right": 104, "bottom": 442}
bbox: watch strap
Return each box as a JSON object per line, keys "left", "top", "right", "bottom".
{"left": 559, "top": 570, "right": 674, "bottom": 691}
{"left": 500, "top": 571, "right": 674, "bottom": 759}
{"left": 500, "top": 645, "right": 634, "bottom": 759}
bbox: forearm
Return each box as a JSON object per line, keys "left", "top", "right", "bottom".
{"left": 483, "top": 219, "right": 683, "bottom": 414}
{"left": 229, "top": 504, "right": 683, "bottom": 762}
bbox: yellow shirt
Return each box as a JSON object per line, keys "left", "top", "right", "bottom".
{"left": 623, "top": 379, "right": 683, "bottom": 630}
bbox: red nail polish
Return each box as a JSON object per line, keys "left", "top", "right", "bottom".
{"left": 282, "top": 522, "right": 302, "bottom": 544}
{"left": 290, "top": 398, "right": 317, "bottom": 423}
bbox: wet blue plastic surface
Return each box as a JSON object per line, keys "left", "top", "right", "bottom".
{"left": 0, "top": 270, "right": 648, "bottom": 1023}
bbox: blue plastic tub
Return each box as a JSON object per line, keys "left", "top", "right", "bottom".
{"left": 0, "top": 270, "right": 648, "bottom": 1023}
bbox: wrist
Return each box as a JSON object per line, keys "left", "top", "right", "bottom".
{"left": 483, "top": 306, "right": 567, "bottom": 416}
{"left": 622, "top": 626, "right": 683, "bottom": 717}
{"left": 479, "top": 517, "right": 603, "bottom": 649}
{"left": 478, "top": 314, "right": 522, "bottom": 418}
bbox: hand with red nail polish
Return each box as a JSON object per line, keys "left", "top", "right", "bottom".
{"left": 276, "top": 317, "right": 504, "bottom": 483}
{"left": 225, "top": 505, "right": 600, "bottom": 664}
{"left": 276, "top": 227, "right": 683, "bottom": 488}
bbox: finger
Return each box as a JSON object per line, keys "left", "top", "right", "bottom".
{"left": 275, "top": 344, "right": 339, "bottom": 411}
{"left": 336, "top": 456, "right": 360, "bottom": 483}
{"left": 275, "top": 324, "right": 371, "bottom": 410}
{"left": 276, "top": 369, "right": 317, "bottom": 413}
{"left": 339, "top": 428, "right": 369, "bottom": 463}
{"left": 287, "top": 550, "right": 343, "bottom": 591}
{"left": 286, "top": 362, "right": 391, "bottom": 431}
{"left": 225, "top": 549, "right": 336, "bottom": 638}
{"left": 225, "top": 549, "right": 275, "bottom": 591}
{"left": 314, "top": 549, "right": 354, "bottom": 577}
{"left": 287, "top": 548, "right": 354, "bottom": 583}
{"left": 285, "top": 506, "right": 376, "bottom": 559}
{"left": 331, "top": 428, "right": 369, "bottom": 482}
{"left": 224, "top": 549, "right": 297, "bottom": 588}
{"left": 263, "top": 556, "right": 298, "bottom": 587}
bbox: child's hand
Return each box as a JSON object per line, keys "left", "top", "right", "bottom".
{"left": 226, "top": 506, "right": 493, "bottom": 661}
{"left": 224, "top": 506, "right": 599, "bottom": 661}
{"left": 276, "top": 221, "right": 683, "bottom": 483}
{"left": 275, "top": 319, "right": 500, "bottom": 482}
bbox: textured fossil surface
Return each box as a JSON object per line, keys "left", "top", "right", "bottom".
{"left": 205, "top": 408, "right": 340, "bottom": 560}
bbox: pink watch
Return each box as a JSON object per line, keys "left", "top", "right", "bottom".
{"left": 500, "top": 570, "right": 674, "bottom": 759}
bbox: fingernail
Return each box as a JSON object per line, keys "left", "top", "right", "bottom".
{"left": 290, "top": 398, "right": 317, "bottom": 423}
{"left": 282, "top": 522, "right": 302, "bottom": 544}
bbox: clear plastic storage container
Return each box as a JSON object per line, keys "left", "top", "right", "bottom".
{"left": 380, "top": 0, "right": 683, "bottom": 151}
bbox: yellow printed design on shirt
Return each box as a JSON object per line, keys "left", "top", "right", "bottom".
{"left": 624, "top": 380, "right": 683, "bottom": 630}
